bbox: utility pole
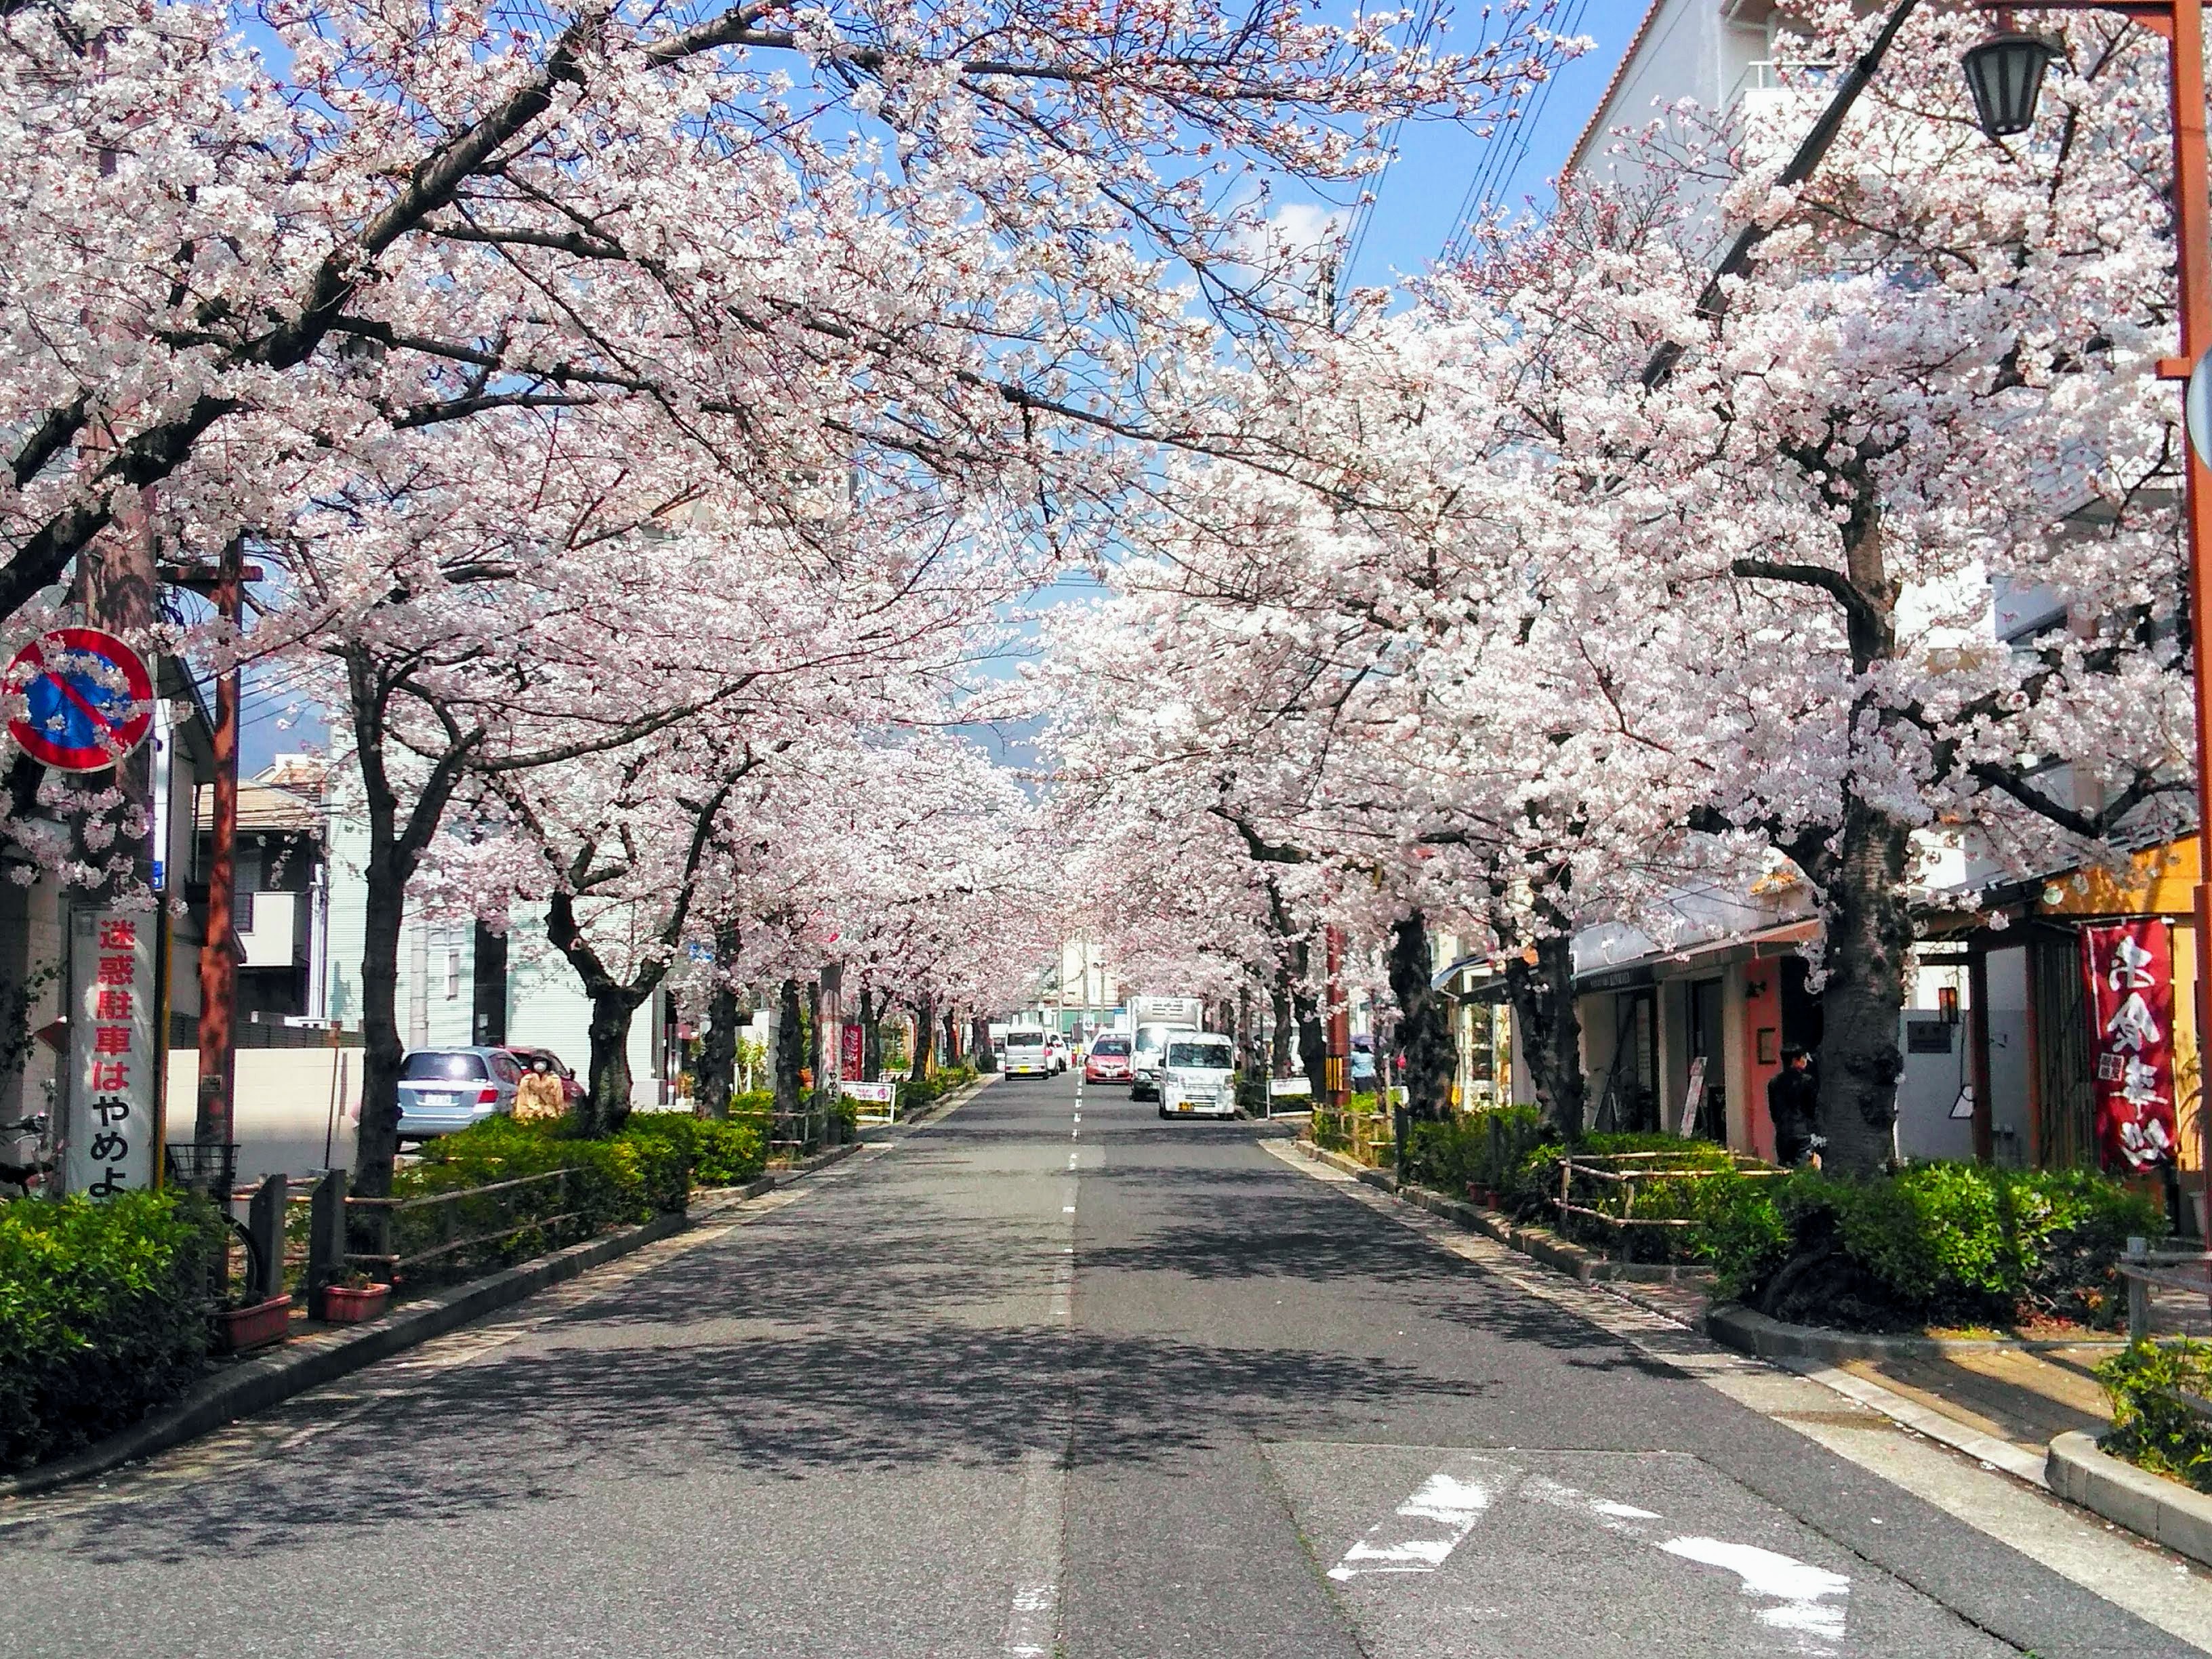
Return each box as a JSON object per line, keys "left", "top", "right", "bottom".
{"left": 194, "top": 537, "right": 243, "bottom": 1152}
{"left": 1324, "top": 924, "right": 1351, "bottom": 1107}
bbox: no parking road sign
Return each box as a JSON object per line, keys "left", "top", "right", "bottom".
{"left": 5, "top": 627, "right": 155, "bottom": 772}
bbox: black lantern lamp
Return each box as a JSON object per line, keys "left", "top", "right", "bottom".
{"left": 1962, "top": 31, "right": 2059, "bottom": 138}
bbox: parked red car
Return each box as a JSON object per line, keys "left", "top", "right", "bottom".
{"left": 1084, "top": 1033, "right": 1133, "bottom": 1084}
{"left": 502, "top": 1045, "right": 586, "bottom": 1105}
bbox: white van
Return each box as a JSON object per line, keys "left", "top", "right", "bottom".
{"left": 1002, "top": 1028, "right": 1052, "bottom": 1078}
{"left": 1158, "top": 1033, "right": 1238, "bottom": 1119}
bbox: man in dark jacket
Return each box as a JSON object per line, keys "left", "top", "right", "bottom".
{"left": 1768, "top": 1045, "right": 1820, "bottom": 1167}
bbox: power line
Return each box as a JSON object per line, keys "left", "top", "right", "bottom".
{"left": 1334, "top": 0, "right": 1446, "bottom": 294}
{"left": 1441, "top": 0, "right": 1592, "bottom": 264}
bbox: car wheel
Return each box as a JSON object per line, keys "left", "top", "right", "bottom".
{"left": 1158, "top": 1106, "right": 1170, "bottom": 1120}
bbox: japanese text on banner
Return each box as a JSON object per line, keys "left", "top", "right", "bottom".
{"left": 2079, "top": 920, "right": 2178, "bottom": 1172}
{"left": 65, "top": 909, "right": 157, "bottom": 1197}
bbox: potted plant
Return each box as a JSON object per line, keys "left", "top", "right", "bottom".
{"left": 214, "top": 1292, "right": 293, "bottom": 1354}
{"left": 319, "top": 1271, "right": 392, "bottom": 1324}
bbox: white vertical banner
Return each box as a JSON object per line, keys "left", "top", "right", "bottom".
{"left": 65, "top": 907, "right": 159, "bottom": 1197}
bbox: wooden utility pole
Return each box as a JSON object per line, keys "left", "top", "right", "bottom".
{"left": 194, "top": 535, "right": 244, "bottom": 1150}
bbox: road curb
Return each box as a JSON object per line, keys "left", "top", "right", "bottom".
{"left": 2048, "top": 1430, "right": 2212, "bottom": 1566}
{"left": 1706, "top": 1302, "right": 2126, "bottom": 1361}
{"left": 0, "top": 1206, "right": 692, "bottom": 1503}
{"left": 1292, "top": 1140, "right": 1711, "bottom": 1285}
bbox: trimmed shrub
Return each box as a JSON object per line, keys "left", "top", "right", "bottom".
{"left": 1519, "top": 1135, "right": 1751, "bottom": 1265}
{"left": 0, "top": 1190, "right": 225, "bottom": 1472}
{"left": 2097, "top": 1339, "right": 2212, "bottom": 1493}
{"left": 1401, "top": 1106, "right": 1547, "bottom": 1199}
{"left": 392, "top": 1115, "right": 692, "bottom": 1282}
{"left": 623, "top": 1113, "right": 765, "bottom": 1187}
{"left": 1715, "top": 1162, "right": 2160, "bottom": 1330}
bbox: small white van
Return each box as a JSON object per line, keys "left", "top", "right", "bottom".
{"left": 1158, "top": 1033, "right": 1237, "bottom": 1120}
{"left": 1002, "top": 1028, "right": 1051, "bottom": 1078}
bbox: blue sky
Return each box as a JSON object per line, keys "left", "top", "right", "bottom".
{"left": 236, "top": 0, "right": 1652, "bottom": 774}
{"left": 1334, "top": 0, "right": 1644, "bottom": 292}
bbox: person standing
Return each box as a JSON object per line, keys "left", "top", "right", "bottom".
{"left": 1767, "top": 1045, "right": 1820, "bottom": 1168}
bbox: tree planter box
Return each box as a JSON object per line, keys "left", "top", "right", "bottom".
{"left": 214, "top": 1294, "right": 293, "bottom": 1354}
{"left": 317, "top": 1283, "right": 391, "bottom": 1324}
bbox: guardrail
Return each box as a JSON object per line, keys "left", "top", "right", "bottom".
{"left": 344, "top": 1168, "right": 580, "bottom": 1277}
{"left": 302, "top": 1166, "right": 582, "bottom": 1301}
{"left": 1551, "top": 1150, "right": 1782, "bottom": 1242}
{"left": 2118, "top": 1237, "right": 2212, "bottom": 1345}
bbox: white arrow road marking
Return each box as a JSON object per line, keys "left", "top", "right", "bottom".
{"left": 1525, "top": 1474, "right": 1850, "bottom": 1652}
{"left": 1658, "top": 1536, "right": 1851, "bottom": 1650}
{"left": 1328, "top": 1462, "right": 1496, "bottom": 1580}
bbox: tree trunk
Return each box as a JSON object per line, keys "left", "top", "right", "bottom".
{"left": 581, "top": 985, "right": 642, "bottom": 1137}
{"left": 1389, "top": 910, "right": 1456, "bottom": 1122}
{"left": 943, "top": 1006, "right": 959, "bottom": 1067}
{"left": 353, "top": 848, "right": 409, "bottom": 1202}
{"left": 1504, "top": 933, "right": 1585, "bottom": 1139}
{"left": 806, "top": 979, "right": 823, "bottom": 1084}
{"left": 1271, "top": 966, "right": 1294, "bottom": 1079}
{"left": 696, "top": 925, "right": 741, "bottom": 1119}
{"left": 774, "top": 977, "right": 804, "bottom": 1118}
{"left": 972, "top": 1014, "right": 997, "bottom": 1073}
{"left": 909, "top": 992, "right": 936, "bottom": 1082}
{"left": 861, "top": 984, "right": 882, "bottom": 1081}
{"left": 1815, "top": 798, "right": 1914, "bottom": 1174}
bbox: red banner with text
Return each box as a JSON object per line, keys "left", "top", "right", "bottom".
{"left": 2080, "top": 920, "right": 2178, "bottom": 1172}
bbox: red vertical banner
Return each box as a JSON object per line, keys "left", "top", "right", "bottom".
{"left": 842, "top": 1022, "right": 863, "bottom": 1078}
{"left": 2081, "top": 920, "right": 2179, "bottom": 1171}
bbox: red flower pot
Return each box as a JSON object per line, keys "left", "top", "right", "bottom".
{"left": 215, "top": 1294, "right": 293, "bottom": 1354}
{"left": 319, "top": 1282, "right": 392, "bottom": 1324}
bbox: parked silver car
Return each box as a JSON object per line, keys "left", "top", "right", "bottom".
{"left": 396, "top": 1046, "right": 525, "bottom": 1140}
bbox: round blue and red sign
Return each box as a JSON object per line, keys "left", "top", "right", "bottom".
{"left": 5, "top": 627, "right": 155, "bottom": 772}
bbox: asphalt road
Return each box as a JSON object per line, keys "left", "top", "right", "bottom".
{"left": 3, "top": 1074, "right": 2204, "bottom": 1656}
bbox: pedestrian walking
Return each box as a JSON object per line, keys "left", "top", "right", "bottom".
{"left": 515, "top": 1055, "right": 567, "bottom": 1121}
{"left": 1767, "top": 1044, "right": 1821, "bottom": 1168}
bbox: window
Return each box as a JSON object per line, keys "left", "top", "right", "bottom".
{"left": 1092, "top": 1037, "right": 1130, "bottom": 1056}
{"left": 1168, "top": 1041, "right": 1232, "bottom": 1068}
{"left": 402, "top": 1052, "right": 488, "bottom": 1081}
{"left": 1004, "top": 1031, "right": 1044, "bottom": 1048}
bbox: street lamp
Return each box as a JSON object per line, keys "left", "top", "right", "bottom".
{"left": 1962, "top": 2, "right": 2212, "bottom": 1225}
{"left": 1961, "top": 32, "right": 2058, "bottom": 136}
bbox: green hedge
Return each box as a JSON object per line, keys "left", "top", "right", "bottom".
{"left": 390, "top": 1115, "right": 695, "bottom": 1282}
{"left": 2097, "top": 1340, "right": 2212, "bottom": 1492}
{"left": 0, "top": 1191, "right": 225, "bottom": 1473}
{"left": 623, "top": 1113, "right": 766, "bottom": 1186}
{"left": 899, "top": 1063, "right": 977, "bottom": 1110}
{"left": 1313, "top": 1092, "right": 1385, "bottom": 1156}
{"left": 1713, "top": 1163, "right": 2160, "bottom": 1330}
{"left": 1403, "top": 1105, "right": 1547, "bottom": 1196}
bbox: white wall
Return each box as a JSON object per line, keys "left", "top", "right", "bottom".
{"left": 504, "top": 902, "right": 662, "bottom": 1106}
{"left": 165, "top": 1046, "right": 359, "bottom": 1183}
{"left": 1570, "top": 0, "right": 1771, "bottom": 193}
{"left": 321, "top": 804, "right": 473, "bottom": 1050}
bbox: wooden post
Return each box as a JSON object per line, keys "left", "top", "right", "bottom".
{"left": 2127, "top": 1235, "right": 2150, "bottom": 1343}
{"left": 1967, "top": 943, "right": 1995, "bottom": 1164}
{"left": 307, "top": 1166, "right": 346, "bottom": 1316}
{"left": 247, "top": 1170, "right": 286, "bottom": 1303}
